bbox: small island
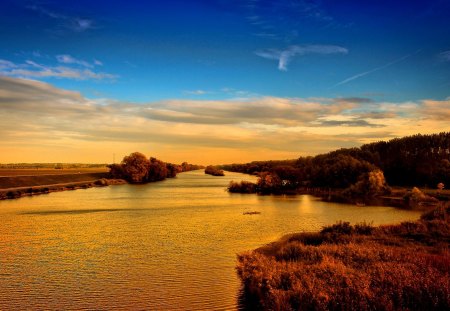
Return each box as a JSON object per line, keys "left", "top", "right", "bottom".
{"left": 204, "top": 165, "right": 225, "bottom": 176}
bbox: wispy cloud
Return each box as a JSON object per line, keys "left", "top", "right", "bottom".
{"left": 438, "top": 50, "right": 450, "bottom": 61}
{"left": 244, "top": 0, "right": 338, "bottom": 40}
{"left": 1, "top": 75, "right": 448, "bottom": 163}
{"left": 56, "top": 55, "right": 95, "bottom": 68}
{"left": 256, "top": 45, "right": 348, "bottom": 71}
{"left": 26, "top": 4, "right": 95, "bottom": 32}
{"left": 334, "top": 52, "right": 416, "bottom": 87}
{"left": 0, "top": 58, "right": 116, "bottom": 81}
{"left": 183, "top": 90, "right": 210, "bottom": 96}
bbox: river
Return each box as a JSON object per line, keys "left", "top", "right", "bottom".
{"left": 0, "top": 170, "right": 421, "bottom": 310}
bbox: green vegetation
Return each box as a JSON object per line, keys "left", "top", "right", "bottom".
{"left": 237, "top": 203, "right": 450, "bottom": 310}
{"left": 204, "top": 165, "right": 225, "bottom": 176}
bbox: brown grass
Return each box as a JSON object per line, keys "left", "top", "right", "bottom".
{"left": 0, "top": 172, "right": 109, "bottom": 189}
{"left": 237, "top": 203, "right": 450, "bottom": 310}
{"left": 0, "top": 168, "right": 108, "bottom": 177}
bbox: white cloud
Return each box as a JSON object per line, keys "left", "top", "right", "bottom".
{"left": 256, "top": 44, "right": 348, "bottom": 71}
{"left": 56, "top": 55, "right": 94, "bottom": 68}
{"left": 183, "top": 90, "right": 209, "bottom": 95}
{"left": 0, "top": 58, "right": 116, "bottom": 81}
{"left": 1, "top": 76, "right": 448, "bottom": 163}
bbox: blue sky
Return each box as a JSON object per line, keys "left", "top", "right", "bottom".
{"left": 0, "top": 0, "right": 449, "bottom": 163}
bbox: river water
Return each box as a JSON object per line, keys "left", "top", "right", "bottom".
{"left": 0, "top": 170, "right": 421, "bottom": 310}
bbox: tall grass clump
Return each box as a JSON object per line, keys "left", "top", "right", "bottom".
{"left": 237, "top": 203, "right": 450, "bottom": 310}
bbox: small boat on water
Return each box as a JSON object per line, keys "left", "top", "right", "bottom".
{"left": 356, "top": 202, "right": 366, "bottom": 207}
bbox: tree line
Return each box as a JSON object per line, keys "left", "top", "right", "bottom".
{"left": 108, "top": 152, "right": 203, "bottom": 183}
{"left": 222, "top": 132, "right": 450, "bottom": 194}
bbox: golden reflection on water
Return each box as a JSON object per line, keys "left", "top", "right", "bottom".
{"left": 0, "top": 171, "right": 421, "bottom": 310}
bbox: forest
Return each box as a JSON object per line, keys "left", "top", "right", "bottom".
{"left": 222, "top": 133, "right": 450, "bottom": 195}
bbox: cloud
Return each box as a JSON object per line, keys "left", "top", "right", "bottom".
{"left": 56, "top": 55, "right": 94, "bottom": 68}
{"left": 72, "top": 19, "right": 94, "bottom": 32}
{"left": 183, "top": 90, "right": 209, "bottom": 95}
{"left": 26, "top": 4, "right": 95, "bottom": 32}
{"left": 438, "top": 50, "right": 450, "bottom": 61}
{"left": 0, "top": 76, "right": 448, "bottom": 163}
{"left": 334, "top": 52, "right": 416, "bottom": 87}
{"left": 0, "top": 58, "right": 116, "bottom": 81}
{"left": 256, "top": 45, "right": 348, "bottom": 71}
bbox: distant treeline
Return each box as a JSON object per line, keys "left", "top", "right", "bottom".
{"left": 108, "top": 152, "right": 203, "bottom": 183}
{"left": 0, "top": 163, "right": 107, "bottom": 169}
{"left": 221, "top": 132, "right": 450, "bottom": 192}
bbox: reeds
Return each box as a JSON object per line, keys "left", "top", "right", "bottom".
{"left": 237, "top": 203, "right": 450, "bottom": 310}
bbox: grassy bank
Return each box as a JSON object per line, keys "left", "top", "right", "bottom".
{"left": 0, "top": 170, "right": 126, "bottom": 200}
{"left": 0, "top": 172, "right": 109, "bottom": 189}
{"left": 237, "top": 203, "right": 450, "bottom": 310}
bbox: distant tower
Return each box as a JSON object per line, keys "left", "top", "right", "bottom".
{"left": 113, "top": 153, "right": 116, "bottom": 164}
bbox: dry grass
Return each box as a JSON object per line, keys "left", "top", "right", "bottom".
{"left": 0, "top": 172, "right": 109, "bottom": 189}
{"left": 237, "top": 203, "right": 450, "bottom": 310}
{"left": 0, "top": 168, "right": 108, "bottom": 177}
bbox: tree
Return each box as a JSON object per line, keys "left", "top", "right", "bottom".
{"left": 107, "top": 163, "right": 124, "bottom": 179}
{"left": 257, "top": 172, "right": 282, "bottom": 194}
{"left": 346, "top": 169, "right": 390, "bottom": 197}
{"left": 121, "top": 152, "right": 150, "bottom": 183}
{"left": 147, "top": 157, "right": 168, "bottom": 182}
{"left": 166, "top": 163, "right": 181, "bottom": 178}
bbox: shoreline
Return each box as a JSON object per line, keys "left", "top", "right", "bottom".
{"left": 0, "top": 173, "right": 126, "bottom": 200}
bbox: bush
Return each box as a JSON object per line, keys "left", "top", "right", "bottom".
{"left": 228, "top": 180, "right": 257, "bottom": 193}
{"left": 205, "top": 165, "right": 224, "bottom": 176}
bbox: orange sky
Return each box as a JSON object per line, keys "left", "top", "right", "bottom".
{"left": 1, "top": 76, "right": 449, "bottom": 165}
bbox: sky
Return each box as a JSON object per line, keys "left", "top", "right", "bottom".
{"left": 0, "top": 0, "right": 449, "bottom": 164}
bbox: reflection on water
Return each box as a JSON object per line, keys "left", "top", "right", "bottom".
{"left": 0, "top": 171, "right": 421, "bottom": 310}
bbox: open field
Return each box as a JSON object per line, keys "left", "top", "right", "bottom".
{"left": 0, "top": 172, "right": 109, "bottom": 190}
{"left": 0, "top": 167, "right": 108, "bottom": 177}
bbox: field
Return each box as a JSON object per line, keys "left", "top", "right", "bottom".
{"left": 0, "top": 168, "right": 112, "bottom": 200}
{"left": 0, "top": 167, "right": 108, "bottom": 177}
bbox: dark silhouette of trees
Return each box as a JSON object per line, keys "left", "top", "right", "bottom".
{"left": 205, "top": 165, "right": 225, "bottom": 176}
{"left": 147, "top": 157, "right": 168, "bottom": 182}
{"left": 107, "top": 152, "right": 203, "bottom": 184}
{"left": 121, "top": 152, "right": 150, "bottom": 183}
{"left": 221, "top": 132, "right": 450, "bottom": 189}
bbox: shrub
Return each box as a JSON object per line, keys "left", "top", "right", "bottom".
{"left": 205, "top": 165, "right": 224, "bottom": 176}
{"left": 228, "top": 180, "right": 257, "bottom": 193}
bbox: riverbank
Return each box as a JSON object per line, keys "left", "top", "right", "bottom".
{"left": 229, "top": 179, "right": 448, "bottom": 209}
{"left": 237, "top": 203, "right": 450, "bottom": 310}
{"left": 0, "top": 171, "right": 126, "bottom": 200}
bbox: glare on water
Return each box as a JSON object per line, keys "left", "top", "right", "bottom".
{"left": 0, "top": 171, "right": 421, "bottom": 310}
